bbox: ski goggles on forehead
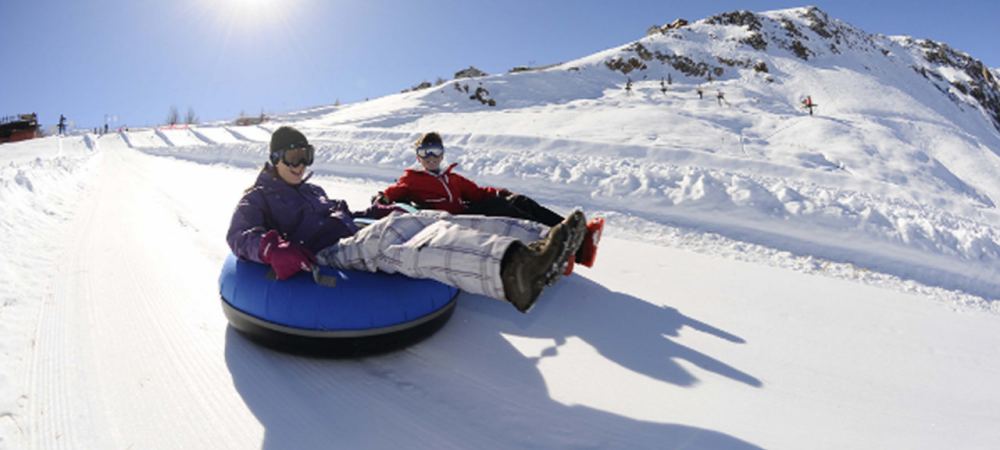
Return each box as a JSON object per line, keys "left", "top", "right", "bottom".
{"left": 278, "top": 145, "right": 315, "bottom": 167}
{"left": 416, "top": 145, "right": 444, "bottom": 158}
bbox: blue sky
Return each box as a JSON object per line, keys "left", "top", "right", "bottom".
{"left": 2, "top": 0, "right": 997, "bottom": 130}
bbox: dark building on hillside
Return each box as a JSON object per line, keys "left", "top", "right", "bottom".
{"left": 0, "top": 113, "right": 39, "bottom": 144}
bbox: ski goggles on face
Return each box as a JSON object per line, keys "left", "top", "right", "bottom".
{"left": 277, "top": 144, "right": 315, "bottom": 167}
{"left": 416, "top": 145, "right": 444, "bottom": 159}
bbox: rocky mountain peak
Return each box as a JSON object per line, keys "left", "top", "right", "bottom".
{"left": 900, "top": 38, "right": 1000, "bottom": 132}
{"left": 599, "top": 6, "right": 1000, "bottom": 134}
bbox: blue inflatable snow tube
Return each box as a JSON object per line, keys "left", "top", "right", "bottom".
{"left": 219, "top": 254, "right": 459, "bottom": 357}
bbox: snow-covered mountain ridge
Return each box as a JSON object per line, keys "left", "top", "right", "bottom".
{"left": 613, "top": 6, "right": 1000, "bottom": 134}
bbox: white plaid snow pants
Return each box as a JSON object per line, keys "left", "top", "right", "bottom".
{"left": 316, "top": 211, "right": 549, "bottom": 301}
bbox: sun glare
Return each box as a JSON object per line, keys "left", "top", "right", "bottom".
{"left": 194, "top": 0, "right": 305, "bottom": 64}
{"left": 211, "top": 0, "right": 285, "bottom": 27}
{"left": 229, "top": 0, "right": 273, "bottom": 8}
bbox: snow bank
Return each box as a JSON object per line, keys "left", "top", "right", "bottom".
{"left": 0, "top": 137, "right": 98, "bottom": 445}
{"left": 156, "top": 128, "right": 208, "bottom": 147}
{"left": 122, "top": 129, "right": 168, "bottom": 148}
{"left": 226, "top": 125, "right": 272, "bottom": 142}
{"left": 191, "top": 126, "right": 243, "bottom": 145}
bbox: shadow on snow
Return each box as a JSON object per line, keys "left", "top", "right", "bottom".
{"left": 225, "top": 274, "right": 762, "bottom": 449}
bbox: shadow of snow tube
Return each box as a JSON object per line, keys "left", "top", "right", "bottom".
{"left": 218, "top": 254, "right": 459, "bottom": 357}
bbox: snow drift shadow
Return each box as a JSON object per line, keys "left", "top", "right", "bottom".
{"left": 223, "top": 275, "right": 763, "bottom": 449}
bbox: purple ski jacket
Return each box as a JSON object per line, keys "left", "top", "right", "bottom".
{"left": 227, "top": 165, "right": 397, "bottom": 263}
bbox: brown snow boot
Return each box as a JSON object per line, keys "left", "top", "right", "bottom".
{"left": 501, "top": 210, "right": 587, "bottom": 313}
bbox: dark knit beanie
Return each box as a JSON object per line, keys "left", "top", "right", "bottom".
{"left": 270, "top": 126, "right": 310, "bottom": 164}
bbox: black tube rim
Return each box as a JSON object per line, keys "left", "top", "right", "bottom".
{"left": 221, "top": 292, "right": 459, "bottom": 357}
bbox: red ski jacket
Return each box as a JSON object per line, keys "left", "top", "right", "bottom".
{"left": 382, "top": 163, "right": 504, "bottom": 214}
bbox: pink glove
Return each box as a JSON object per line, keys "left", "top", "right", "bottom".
{"left": 259, "top": 230, "right": 315, "bottom": 280}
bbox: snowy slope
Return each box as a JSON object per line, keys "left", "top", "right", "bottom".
{"left": 226, "top": 125, "right": 273, "bottom": 142}
{"left": 191, "top": 126, "right": 243, "bottom": 145}
{"left": 156, "top": 128, "right": 209, "bottom": 147}
{"left": 122, "top": 128, "right": 168, "bottom": 148}
{"left": 3, "top": 6, "right": 1000, "bottom": 450}
{"left": 152, "top": 7, "right": 1000, "bottom": 305}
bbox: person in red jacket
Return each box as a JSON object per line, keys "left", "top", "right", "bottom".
{"left": 376, "top": 132, "right": 603, "bottom": 268}
{"left": 802, "top": 95, "right": 817, "bottom": 115}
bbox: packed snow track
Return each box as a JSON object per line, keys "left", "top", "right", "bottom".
{"left": 0, "top": 135, "right": 994, "bottom": 450}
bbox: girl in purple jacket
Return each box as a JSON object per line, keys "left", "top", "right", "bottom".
{"left": 226, "top": 126, "right": 587, "bottom": 313}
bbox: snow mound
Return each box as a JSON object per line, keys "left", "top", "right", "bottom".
{"left": 191, "top": 126, "right": 243, "bottom": 145}
{"left": 124, "top": 129, "right": 169, "bottom": 148}
{"left": 226, "top": 125, "right": 272, "bottom": 142}
{"left": 156, "top": 128, "right": 208, "bottom": 147}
